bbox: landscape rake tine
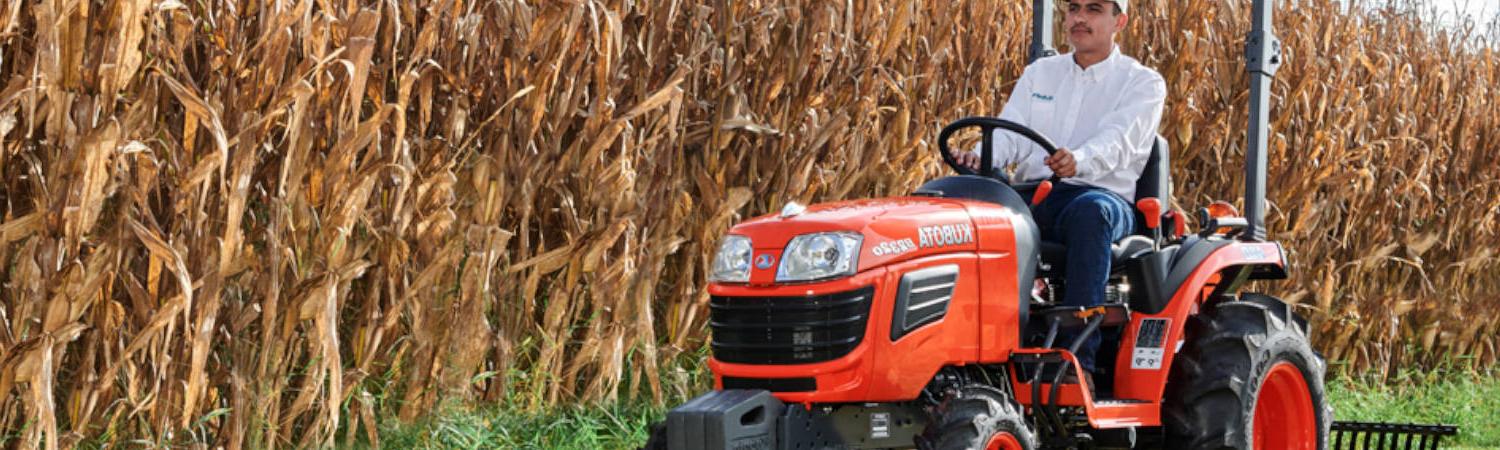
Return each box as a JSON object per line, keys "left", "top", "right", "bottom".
{"left": 1332, "top": 421, "right": 1460, "bottom": 450}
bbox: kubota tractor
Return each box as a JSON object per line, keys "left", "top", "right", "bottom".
{"left": 647, "top": 1, "right": 1333, "bottom": 448}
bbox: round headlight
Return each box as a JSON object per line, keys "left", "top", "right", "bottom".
{"left": 803, "top": 235, "right": 841, "bottom": 270}
{"left": 777, "top": 232, "right": 862, "bottom": 283}
{"left": 709, "top": 235, "right": 753, "bottom": 283}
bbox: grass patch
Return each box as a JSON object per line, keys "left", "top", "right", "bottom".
{"left": 1328, "top": 368, "right": 1500, "bottom": 448}
{"left": 367, "top": 402, "right": 667, "bottom": 450}
{"left": 364, "top": 352, "right": 710, "bottom": 449}
{"left": 371, "top": 370, "right": 1500, "bottom": 449}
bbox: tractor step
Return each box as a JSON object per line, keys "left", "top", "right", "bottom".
{"left": 1330, "top": 421, "right": 1458, "bottom": 450}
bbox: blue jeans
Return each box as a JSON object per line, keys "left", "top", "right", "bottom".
{"left": 1031, "top": 183, "right": 1134, "bottom": 373}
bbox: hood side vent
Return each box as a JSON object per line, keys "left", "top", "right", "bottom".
{"left": 891, "top": 265, "right": 959, "bottom": 341}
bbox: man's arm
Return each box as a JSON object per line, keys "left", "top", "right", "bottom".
{"left": 1067, "top": 74, "right": 1168, "bottom": 178}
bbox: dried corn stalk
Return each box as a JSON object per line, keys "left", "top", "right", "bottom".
{"left": 0, "top": 0, "right": 1494, "bottom": 446}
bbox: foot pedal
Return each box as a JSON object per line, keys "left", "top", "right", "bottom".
{"left": 1033, "top": 304, "right": 1131, "bottom": 329}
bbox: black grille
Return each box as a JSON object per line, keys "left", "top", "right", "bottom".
{"left": 710, "top": 287, "right": 875, "bottom": 365}
{"left": 722, "top": 376, "right": 817, "bottom": 392}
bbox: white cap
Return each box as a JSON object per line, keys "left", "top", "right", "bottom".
{"left": 1110, "top": 0, "right": 1127, "bottom": 14}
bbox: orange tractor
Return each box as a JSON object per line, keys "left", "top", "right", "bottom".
{"left": 645, "top": 1, "right": 1451, "bottom": 449}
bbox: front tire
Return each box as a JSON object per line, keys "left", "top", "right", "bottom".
{"left": 1162, "top": 293, "right": 1332, "bottom": 449}
{"left": 924, "top": 384, "right": 1037, "bottom": 450}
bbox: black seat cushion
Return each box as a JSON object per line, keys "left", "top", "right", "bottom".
{"left": 1039, "top": 236, "right": 1154, "bottom": 275}
{"left": 1135, "top": 136, "right": 1170, "bottom": 205}
{"left": 1133, "top": 136, "right": 1171, "bottom": 235}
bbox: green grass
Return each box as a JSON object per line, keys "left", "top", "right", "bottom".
{"left": 1328, "top": 369, "right": 1500, "bottom": 448}
{"left": 363, "top": 351, "right": 709, "bottom": 450}
{"left": 368, "top": 372, "right": 1500, "bottom": 449}
{"left": 365, "top": 402, "right": 668, "bottom": 450}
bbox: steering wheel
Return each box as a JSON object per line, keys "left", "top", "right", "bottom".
{"left": 937, "top": 117, "right": 1063, "bottom": 186}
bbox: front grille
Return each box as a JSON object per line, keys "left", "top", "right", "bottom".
{"left": 710, "top": 287, "right": 875, "bottom": 365}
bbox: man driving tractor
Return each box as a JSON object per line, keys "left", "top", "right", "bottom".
{"left": 955, "top": 0, "right": 1166, "bottom": 390}
{"left": 653, "top": 0, "right": 1343, "bottom": 447}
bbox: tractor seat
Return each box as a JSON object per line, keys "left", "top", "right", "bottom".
{"left": 1036, "top": 135, "right": 1171, "bottom": 275}
{"left": 1038, "top": 236, "right": 1154, "bottom": 274}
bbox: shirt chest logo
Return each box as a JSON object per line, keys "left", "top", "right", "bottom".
{"left": 1031, "top": 92, "right": 1055, "bottom": 102}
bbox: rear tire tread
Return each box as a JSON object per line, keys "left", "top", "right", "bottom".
{"left": 1162, "top": 293, "right": 1332, "bottom": 449}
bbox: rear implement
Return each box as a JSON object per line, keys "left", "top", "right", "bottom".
{"left": 1330, "top": 422, "right": 1459, "bottom": 450}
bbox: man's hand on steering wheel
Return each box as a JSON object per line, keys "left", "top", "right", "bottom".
{"left": 955, "top": 151, "right": 982, "bottom": 171}
{"left": 954, "top": 146, "right": 1077, "bottom": 177}
{"left": 1045, "top": 147, "right": 1078, "bottom": 178}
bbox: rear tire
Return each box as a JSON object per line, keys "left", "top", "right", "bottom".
{"left": 923, "top": 384, "right": 1037, "bottom": 450}
{"left": 1162, "top": 293, "right": 1332, "bottom": 449}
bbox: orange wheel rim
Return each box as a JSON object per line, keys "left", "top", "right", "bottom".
{"left": 1253, "top": 361, "right": 1317, "bottom": 450}
{"left": 986, "top": 432, "right": 1023, "bottom": 450}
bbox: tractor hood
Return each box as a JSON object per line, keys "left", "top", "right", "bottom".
{"left": 728, "top": 197, "right": 1024, "bottom": 280}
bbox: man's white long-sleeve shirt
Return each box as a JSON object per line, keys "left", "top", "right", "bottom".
{"left": 972, "top": 46, "right": 1167, "bottom": 201}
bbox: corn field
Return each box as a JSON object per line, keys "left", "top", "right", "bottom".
{"left": 0, "top": 0, "right": 1495, "bottom": 447}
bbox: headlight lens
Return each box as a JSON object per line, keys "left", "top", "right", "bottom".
{"left": 776, "top": 232, "right": 863, "bottom": 283}
{"left": 708, "top": 235, "right": 753, "bottom": 283}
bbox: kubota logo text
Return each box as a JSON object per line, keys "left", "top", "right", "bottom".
{"left": 918, "top": 223, "right": 974, "bottom": 249}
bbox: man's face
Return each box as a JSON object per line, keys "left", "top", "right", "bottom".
{"left": 1065, "top": 0, "right": 1127, "bottom": 53}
